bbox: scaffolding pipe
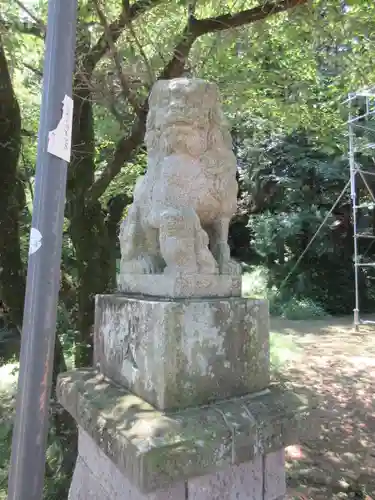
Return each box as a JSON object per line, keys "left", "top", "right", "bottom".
{"left": 348, "top": 99, "right": 360, "bottom": 331}
{"left": 348, "top": 90, "right": 375, "bottom": 331}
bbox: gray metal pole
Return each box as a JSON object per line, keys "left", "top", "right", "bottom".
{"left": 7, "top": 0, "right": 77, "bottom": 498}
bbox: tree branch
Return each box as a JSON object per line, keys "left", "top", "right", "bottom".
{"left": 24, "top": 62, "right": 43, "bottom": 77}
{"left": 14, "top": 0, "right": 46, "bottom": 35}
{"left": 92, "top": 0, "right": 143, "bottom": 117}
{"left": 196, "top": 0, "right": 307, "bottom": 34}
{"left": 160, "top": 0, "right": 308, "bottom": 79}
{"left": 188, "top": 0, "right": 198, "bottom": 19}
{"left": 87, "top": 0, "right": 308, "bottom": 202}
{"left": 0, "top": 18, "right": 44, "bottom": 38}
{"left": 86, "top": 110, "right": 147, "bottom": 203}
{"left": 108, "top": 100, "right": 128, "bottom": 126}
{"left": 127, "top": 22, "right": 155, "bottom": 86}
{"left": 158, "top": 23, "right": 197, "bottom": 80}
{"left": 21, "top": 128, "right": 36, "bottom": 137}
{"left": 84, "top": 0, "right": 164, "bottom": 76}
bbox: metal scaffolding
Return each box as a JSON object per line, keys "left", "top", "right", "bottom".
{"left": 347, "top": 88, "right": 375, "bottom": 330}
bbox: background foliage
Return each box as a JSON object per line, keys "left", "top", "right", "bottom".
{"left": 1, "top": 0, "right": 375, "bottom": 497}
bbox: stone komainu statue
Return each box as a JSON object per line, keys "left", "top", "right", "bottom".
{"left": 119, "top": 78, "right": 240, "bottom": 277}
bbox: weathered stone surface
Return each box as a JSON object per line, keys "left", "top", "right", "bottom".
{"left": 70, "top": 428, "right": 285, "bottom": 499}
{"left": 264, "top": 451, "right": 286, "bottom": 500}
{"left": 69, "top": 457, "right": 111, "bottom": 500}
{"left": 94, "top": 294, "right": 270, "bottom": 410}
{"left": 118, "top": 78, "right": 241, "bottom": 282}
{"left": 117, "top": 272, "right": 241, "bottom": 298}
{"left": 187, "top": 458, "right": 263, "bottom": 500}
{"left": 57, "top": 369, "right": 319, "bottom": 494}
{"left": 69, "top": 430, "right": 186, "bottom": 500}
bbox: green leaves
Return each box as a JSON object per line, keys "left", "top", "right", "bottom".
{"left": 3, "top": 0, "right": 375, "bottom": 319}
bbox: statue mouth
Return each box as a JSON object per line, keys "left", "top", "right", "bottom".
{"left": 155, "top": 118, "right": 200, "bottom": 128}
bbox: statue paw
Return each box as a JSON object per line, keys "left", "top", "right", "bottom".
{"left": 220, "top": 259, "right": 242, "bottom": 276}
{"left": 120, "top": 254, "right": 164, "bottom": 274}
{"left": 197, "top": 249, "right": 219, "bottom": 274}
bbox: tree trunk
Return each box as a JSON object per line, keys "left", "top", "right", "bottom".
{"left": 0, "top": 41, "right": 25, "bottom": 336}
{"left": 69, "top": 202, "right": 112, "bottom": 366}
{"left": 67, "top": 81, "right": 112, "bottom": 367}
{"left": 106, "top": 193, "right": 132, "bottom": 288}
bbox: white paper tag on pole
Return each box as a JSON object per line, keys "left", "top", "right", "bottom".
{"left": 47, "top": 95, "right": 74, "bottom": 162}
{"left": 29, "top": 228, "right": 43, "bottom": 255}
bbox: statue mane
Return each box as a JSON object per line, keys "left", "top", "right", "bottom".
{"left": 145, "top": 78, "right": 233, "bottom": 160}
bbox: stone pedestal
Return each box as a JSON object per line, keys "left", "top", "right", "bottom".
{"left": 57, "top": 289, "right": 319, "bottom": 499}
{"left": 94, "top": 294, "right": 270, "bottom": 410}
{"left": 57, "top": 291, "right": 318, "bottom": 499}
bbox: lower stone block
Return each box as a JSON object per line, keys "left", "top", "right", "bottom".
{"left": 69, "top": 456, "right": 111, "bottom": 500}
{"left": 188, "top": 458, "right": 263, "bottom": 500}
{"left": 264, "top": 450, "right": 286, "bottom": 500}
{"left": 69, "top": 428, "right": 286, "bottom": 500}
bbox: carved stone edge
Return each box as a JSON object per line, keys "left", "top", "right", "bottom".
{"left": 116, "top": 273, "right": 242, "bottom": 298}
{"left": 56, "top": 369, "right": 321, "bottom": 494}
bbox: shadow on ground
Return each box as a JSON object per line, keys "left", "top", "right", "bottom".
{"left": 271, "top": 316, "right": 375, "bottom": 499}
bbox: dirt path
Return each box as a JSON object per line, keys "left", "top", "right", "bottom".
{"left": 270, "top": 316, "right": 375, "bottom": 499}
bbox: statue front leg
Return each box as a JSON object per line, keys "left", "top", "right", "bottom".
{"left": 159, "top": 207, "right": 217, "bottom": 275}
{"left": 208, "top": 218, "right": 241, "bottom": 275}
{"left": 119, "top": 205, "right": 163, "bottom": 274}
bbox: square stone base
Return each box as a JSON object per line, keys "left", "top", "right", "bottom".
{"left": 94, "top": 294, "right": 270, "bottom": 410}
{"left": 69, "top": 428, "right": 286, "bottom": 500}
